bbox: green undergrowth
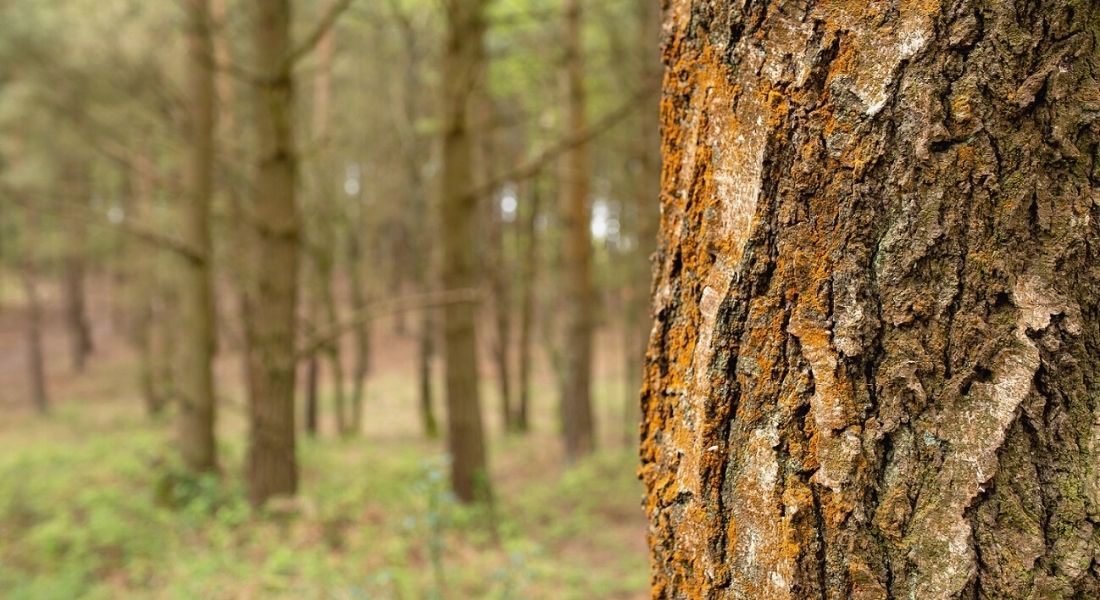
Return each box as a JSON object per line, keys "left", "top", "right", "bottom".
{"left": 0, "top": 403, "right": 646, "bottom": 599}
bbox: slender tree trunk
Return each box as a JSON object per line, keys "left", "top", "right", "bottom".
{"left": 300, "top": 260, "right": 322, "bottom": 438}
{"left": 642, "top": 1, "right": 1100, "bottom": 598}
{"left": 622, "top": 0, "right": 661, "bottom": 447}
{"left": 307, "top": 23, "right": 362, "bottom": 437}
{"left": 20, "top": 216, "right": 48, "bottom": 414}
{"left": 127, "top": 152, "right": 169, "bottom": 418}
{"left": 211, "top": 0, "right": 256, "bottom": 400}
{"left": 558, "top": 0, "right": 596, "bottom": 462}
{"left": 488, "top": 176, "right": 515, "bottom": 434}
{"left": 178, "top": 0, "right": 219, "bottom": 474}
{"left": 389, "top": 230, "right": 410, "bottom": 338}
{"left": 391, "top": 5, "right": 436, "bottom": 440}
{"left": 245, "top": 0, "right": 299, "bottom": 507}
{"left": 418, "top": 308, "right": 439, "bottom": 439}
{"left": 516, "top": 179, "right": 541, "bottom": 433}
{"left": 303, "top": 346, "right": 319, "bottom": 438}
{"left": 134, "top": 298, "right": 165, "bottom": 417}
{"left": 61, "top": 256, "right": 92, "bottom": 373}
{"left": 318, "top": 253, "right": 349, "bottom": 434}
{"left": 439, "top": 0, "right": 491, "bottom": 504}
{"left": 61, "top": 165, "right": 93, "bottom": 374}
{"left": 346, "top": 234, "right": 372, "bottom": 436}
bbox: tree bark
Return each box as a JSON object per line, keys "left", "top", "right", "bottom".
{"left": 418, "top": 307, "right": 439, "bottom": 439}
{"left": 20, "top": 216, "right": 48, "bottom": 415}
{"left": 487, "top": 164, "right": 516, "bottom": 434}
{"left": 391, "top": 3, "right": 437, "bottom": 441}
{"left": 642, "top": 1, "right": 1100, "bottom": 598}
{"left": 622, "top": 0, "right": 661, "bottom": 448}
{"left": 61, "top": 166, "right": 94, "bottom": 374}
{"left": 178, "top": 0, "right": 219, "bottom": 474}
{"left": 516, "top": 179, "right": 542, "bottom": 433}
{"left": 558, "top": 0, "right": 596, "bottom": 462}
{"left": 245, "top": 0, "right": 299, "bottom": 508}
{"left": 346, "top": 233, "right": 371, "bottom": 436}
{"left": 439, "top": 0, "right": 491, "bottom": 504}
{"left": 127, "top": 152, "right": 170, "bottom": 418}
{"left": 303, "top": 344, "right": 320, "bottom": 438}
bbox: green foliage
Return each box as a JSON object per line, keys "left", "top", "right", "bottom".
{"left": 0, "top": 398, "right": 645, "bottom": 599}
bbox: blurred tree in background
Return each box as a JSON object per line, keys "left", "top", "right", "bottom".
{"left": 0, "top": 1, "right": 659, "bottom": 591}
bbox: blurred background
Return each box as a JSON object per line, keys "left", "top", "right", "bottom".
{"left": 0, "top": 0, "right": 660, "bottom": 598}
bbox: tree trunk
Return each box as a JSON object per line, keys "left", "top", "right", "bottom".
{"left": 516, "top": 179, "right": 542, "bottom": 433}
{"left": 439, "top": 0, "right": 491, "bottom": 504}
{"left": 61, "top": 255, "right": 92, "bottom": 373}
{"left": 20, "top": 217, "right": 48, "bottom": 415}
{"left": 558, "top": 0, "right": 596, "bottom": 462}
{"left": 418, "top": 307, "right": 439, "bottom": 439}
{"left": 245, "top": 0, "right": 299, "bottom": 508}
{"left": 134, "top": 298, "right": 166, "bottom": 417}
{"left": 211, "top": 0, "right": 257, "bottom": 408}
{"left": 391, "top": 4, "right": 436, "bottom": 441}
{"left": 488, "top": 175, "right": 515, "bottom": 434}
{"left": 61, "top": 165, "right": 93, "bottom": 374}
{"left": 128, "top": 152, "right": 170, "bottom": 418}
{"left": 318, "top": 251, "right": 349, "bottom": 435}
{"left": 641, "top": 1, "right": 1100, "bottom": 598}
{"left": 622, "top": 0, "right": 662, "bottom": 448}
{"left": 303, "top": 346, "right": 319, "bottom": 438}
{"left": 346, "top": 234, "right": 371, "bottom": 436}
{"left": 178, "top": 0, "right": 219, "bottom": 474}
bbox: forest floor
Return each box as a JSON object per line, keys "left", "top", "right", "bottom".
{"left": 0, "top": 278, "right": 649, "bottom": 599}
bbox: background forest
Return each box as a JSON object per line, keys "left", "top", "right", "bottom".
{"left": 0, "top": 0, "right": 659, "bottom": 598}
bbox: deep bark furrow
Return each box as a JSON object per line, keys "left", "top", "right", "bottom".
{"left": 643, "top": 0, "right": 1100, "bottom": 598}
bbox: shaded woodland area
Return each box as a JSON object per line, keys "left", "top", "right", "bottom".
{"left": 0, "top": 0, "right": 658, "bottom": 597}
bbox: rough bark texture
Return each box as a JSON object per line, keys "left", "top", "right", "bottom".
{"left": 245, "top": 0, "right": 299, "bottom": 508}
{"left": 559, "top": 0, "right": 597, "bottom": 462}
{"left": 178, "top": 0, "right": 219, "bottom": 474}
{"left": 641, "top": 1, "right": 1100, "bottom": 598}
{"left": 440, "top": 0, "right": 491, "bottom": 503}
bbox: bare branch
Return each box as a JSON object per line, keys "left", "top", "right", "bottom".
{"left": 469, "top": 82, "right": 655, "bottom": 198}
{"left": 282, "top": 0, "right": 356, "bottom": 72}
{"left": 4, "top": 189, "right": 203, "bottom": 263}
{"left": 297, "top": 288, "right": 483, "bottom": 360}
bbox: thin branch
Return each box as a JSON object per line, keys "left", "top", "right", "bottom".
{"left": 282, "top": 0, "right": 356, "bottom": 72}
{"left": 5, "top": 190, "right": 203, "bottom": 263}
{"left": 469, "top": 83, "right": 655, "bottom": 198}
{"left": 297, "top": 288, "right": 483, "bottom": 360}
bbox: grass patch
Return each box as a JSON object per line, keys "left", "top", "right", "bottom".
{"left": 0, "top": 392, "right": 646, "bottom": 599}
